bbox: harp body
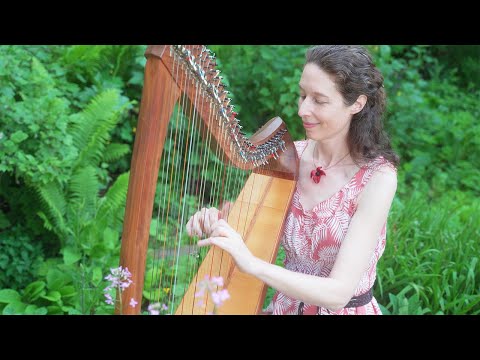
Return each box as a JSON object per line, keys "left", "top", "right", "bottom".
{"left": 119, "top": 45, "right": 298, "bottom": 315}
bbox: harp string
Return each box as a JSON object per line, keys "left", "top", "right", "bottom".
{"left": 170, "top": 66, "right": 198, "bottom": 308}
{"left": 148, "top": 47, "right": 227, "bottom": 313}
{"left": 177, "top": 61, "right": 204, "bottom": 312}
{"left": 180, "top": 85, "right": 202, "bottom": 314}
{"left": 161, "top": 56, "right": 182, "bottom": 309}
{"left": 144, "top": 45, "right": 290, "bottom": 314}
{"left": 158, "top": 51, "right": 190, "bottom": 311}
{"left": 213, "top": 107, "right": 238, "bottom": 311}
{"left": 201, "top": 102, "right": 230, "bottom": 313}
{"left": 148, "top": 48, "right": 180, "bottom": 307}
{"left": 179, "top": 74, "right": 214, "bottom": 314}
{"left": 202, "top": 93, "right": 227, "bottom": 313}
{"left": 173, "top": 59, "right": 195, "bottom": 312}
{"left": 171, "top": 51, "right": 188, "bottom": 302}
{"left": 183, "top": 92, "right": 216, "bottom": 314}
{"left": 191, "top": 87, "right": 231, "bottom": 314}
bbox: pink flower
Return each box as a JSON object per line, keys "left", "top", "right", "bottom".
{"left": 194, "top": 275, "right": 230, "bottom": 314}
{"left": 211, "top": 276, "right": 224, "bottom": 287}
{"left": 211, "top": 289, "right": 230, "bottom": 306}
{"left": 129, "top": 298, "right": 138, "bottom": 308}
{"left": 148, "top": 302, "right": 168, "bottom": 315}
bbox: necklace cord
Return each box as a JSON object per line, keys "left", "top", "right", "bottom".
{"left": 312, "top": 141, "right": 350, "bottom": 171}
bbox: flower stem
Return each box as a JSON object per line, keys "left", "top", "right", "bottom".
{"left": 118, "top": 287, "right": 123, "bottom": 315}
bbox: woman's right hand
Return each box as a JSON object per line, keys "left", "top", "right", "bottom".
{"left": 186, "top": 207, "right": 221, "bottom": 238}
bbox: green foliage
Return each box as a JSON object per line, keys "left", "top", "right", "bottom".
{"left": 379, "top": 285, "right": 436, "bottom": 315}
{"left": 29, "top": 89, "right": 132, "bottom": 246}
{"left": 143, "top": 248, "right": 206, "bottom": 313}
{"left": 0, "top": 226, "right": 44, "bottom": 290}
{"left": 2, "top": 45, "right": 479, "bottom": 315}
{"left": 376, "top": 189, "right": 480, "bottom": 314}
{"left": 70, "top": 89, "right": 131, "bottom": 172}
{"left": 371, "top": 45, "right": 480, "bottom": 196}
{"left": 0, "top": 261, "right": 111, "bottom": 315}
{"left": 36, "top": 180, "right": 69, "bottom": 236}
{"left": 57, "top": 45, "right": 147, "bottom": 176}
{"left": 0, "top": 47, "right": 135, "bottom": 313}
{"left": 209, "top": 45, "right": 308, "bottom": 139}
{"left": 0, "top": 46, "right": 78, "bottom": 185}
{"left": 0, "top": 175, "right": 54, "bottom": 251}
{"left": 429, "top": 45, "right": 480, "bottom": 89}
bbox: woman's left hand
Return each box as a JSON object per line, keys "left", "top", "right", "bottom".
{"left": 197, "top": 219, "right": 258, "bottom": 275}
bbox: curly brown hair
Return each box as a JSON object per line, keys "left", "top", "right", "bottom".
{"left": 305, "top": 45, "right": 399, "bottom": 167}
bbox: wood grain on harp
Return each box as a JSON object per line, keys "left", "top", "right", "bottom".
{"left": 118, "top": 45, "right": 299, "bottom": 315}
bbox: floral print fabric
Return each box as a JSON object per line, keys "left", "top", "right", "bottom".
{"left": 269, "top": 140, "right": 396, "bottom": 315}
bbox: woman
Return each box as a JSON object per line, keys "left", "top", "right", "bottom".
{"left": 186, "top": 45, "right": 399, "bottom": 315}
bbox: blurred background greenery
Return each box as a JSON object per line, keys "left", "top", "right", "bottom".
{"left": 0, "top": 45, "right": 478, "bottom": 314}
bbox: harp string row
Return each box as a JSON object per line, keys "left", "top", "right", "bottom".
{"left": 171, "top": 45, "right": 287, "bottom": 166}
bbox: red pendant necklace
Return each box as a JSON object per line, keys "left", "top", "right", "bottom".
{"left": 310, "top": 142, "right": 350, "bottom": 184}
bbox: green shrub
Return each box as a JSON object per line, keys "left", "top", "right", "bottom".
{"left": 0, "top": 225, "right": 44, "bottom": 290}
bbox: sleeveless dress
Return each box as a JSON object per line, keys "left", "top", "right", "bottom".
{"left": 268, "top": 140, "right": 397, "bottom": 315}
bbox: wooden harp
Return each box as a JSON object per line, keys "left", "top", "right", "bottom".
{"left": 118, "top": 45, "right": 298, "bottom": 315}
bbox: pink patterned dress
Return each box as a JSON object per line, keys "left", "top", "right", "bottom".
{"left": 268, "top": 140, "right": 397, "bottom": 315}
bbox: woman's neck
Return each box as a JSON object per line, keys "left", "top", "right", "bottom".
{"left": 309, "top": 139, "right": 351, "bottom": 167}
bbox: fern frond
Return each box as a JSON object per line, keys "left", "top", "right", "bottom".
{"left": 97, "top": 172, "right": 130, "bottom": 226}
{"left": 68, "top": 165, "right": 100, "bottom": 216}
{"left": 35, "top": 182, "right": 69, "bottom": 237}
{"left": 69, "top": 89, "right": 130, "bottom": 169}
{"left": 36, "top": 211, "right": 53, "bottom": 231}
{"left": 103, "top": 143, "right": 131, "bottom": 163}
{"left": 60, "top": 45, "right": 104, "bottom": 70}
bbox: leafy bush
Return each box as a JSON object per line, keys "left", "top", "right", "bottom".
{"left": 0, "top": 46, "right": 78, "bottom": 186}
{"left": 210, "top": 45, "right": 308, "bottom": 138}
{"left": 0, "top": 46, "right": 135, "bottom": 313}
{"left": 372, "top": 45, "right": 480, "bottom": 196}
{"left": 0, "top": 225, "right": 44, "bottom": 290}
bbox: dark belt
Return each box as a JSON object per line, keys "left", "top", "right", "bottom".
{"left": 297, "top": 288, "right": 373, "bottom": 315}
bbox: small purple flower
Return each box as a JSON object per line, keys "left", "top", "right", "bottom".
{"left": 148, "top": 302, "right": 168, "bottom": 315}
{"left": 103, "top": 266, "right": 134, "bottom": 310}
{"left": 104, "top": 293, "right": 114, "bottom": 305}
{"left": 129, "top": 298, "right": 138, "bottom": 308}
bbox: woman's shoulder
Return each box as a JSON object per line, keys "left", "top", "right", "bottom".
{"left": 354, "top": 156, "right": 397, "bottom": 210}
{"left": 352, "top": 155, "right": 397, "bottom": 191}
{"left": 358, "top": 163, "right": 397, "bottom": 206}
{"left": 365, "top": 155, "right": 398, "bottom": 174}
{"left": 363, "top": 156, "right": 398, "bottom": 190}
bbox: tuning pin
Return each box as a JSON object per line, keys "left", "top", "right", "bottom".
{"left": 223, "top": 97, "right": 232, "bottom": 107}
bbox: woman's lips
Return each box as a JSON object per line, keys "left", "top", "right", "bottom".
{"left": 303, "top": 122, "right": 318, "bottom": 129}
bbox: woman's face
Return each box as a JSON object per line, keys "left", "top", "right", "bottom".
{"left": 298, "top": 63, "right": 357, "bottom": 142}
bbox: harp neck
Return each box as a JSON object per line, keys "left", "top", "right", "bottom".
{"left": 144, "top": 45, "right": 297, "bottom": 179}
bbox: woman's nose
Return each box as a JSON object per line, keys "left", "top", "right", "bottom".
{"left": 298, "top": 98, "right": 310, "bottom": 117}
